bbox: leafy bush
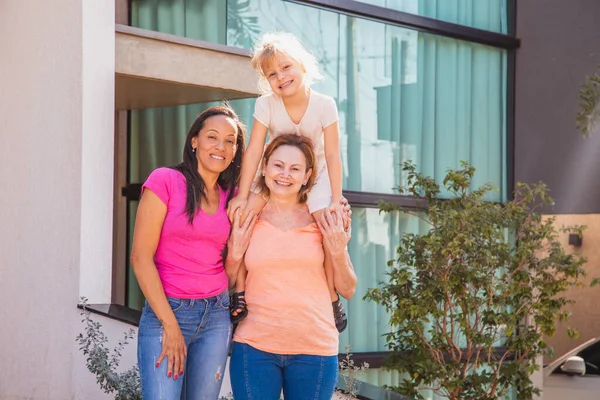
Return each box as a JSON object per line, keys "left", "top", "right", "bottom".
{"left": 366, "top": 162, "right": 591, "bottom": 400}
{"left": 338, "top": 345, "right": 370, "bottom": 398}
{"left": 76, "top": 299, "right": 141, "bottom": 400}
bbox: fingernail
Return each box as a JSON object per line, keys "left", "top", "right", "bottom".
{"left": 175, "top": 374, "right": 178, "bottom": 380}
{"left": 180, "top": 370, "right": 184, "bottom": 375}
{"left": 156, "top": 362, "right": 160, "bottom": 367}
{"left": 168, "top": 372, "right": 172, "bottom": 378}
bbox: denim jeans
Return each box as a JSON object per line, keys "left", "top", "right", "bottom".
{"left": 138, "top": 290, "right": 232, "bottom": 400}
{"left": 229, "top": 342, "right": 338, "bottom": 400}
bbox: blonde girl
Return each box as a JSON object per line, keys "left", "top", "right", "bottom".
{"left": 227, "top": 31, "right": 348, "bottom": 332}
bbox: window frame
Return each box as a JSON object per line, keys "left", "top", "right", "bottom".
{"left": 284, "top": 0, "right": 520, "bottom": 49}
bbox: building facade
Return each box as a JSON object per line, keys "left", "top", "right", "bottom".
{"left": 1, "top": 0, "right": 600, "bottom": 398}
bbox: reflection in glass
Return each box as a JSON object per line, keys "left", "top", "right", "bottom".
{"left": 352, "top": 0, "right": 508, "bottom": 33}
{"left": 341, "top": 208, "right": 427, "bottom": 353}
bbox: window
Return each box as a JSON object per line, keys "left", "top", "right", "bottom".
{"left": 119, "top": 0, "right": 516, "bottom": 384}
{"left": 340, "top": 0, "right": 508, "bottom": 33}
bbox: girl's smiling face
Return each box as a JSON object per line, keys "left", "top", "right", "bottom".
{"left": 263, "top": 52, "right": 306, "bottom": 98}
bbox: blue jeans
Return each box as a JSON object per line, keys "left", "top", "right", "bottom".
{"left": 138, "top": 290, "right": 232, "bottom": 400}
{"left": 230, "top": 342, "right": 338, "bottom": 400}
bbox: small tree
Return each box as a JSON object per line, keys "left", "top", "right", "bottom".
{"left": 365, "top": 162, "right": 590, "bottom": 400}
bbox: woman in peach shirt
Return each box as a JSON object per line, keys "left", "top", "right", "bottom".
{"left": 225, "top": 133, "right": 357, "bottom": 400}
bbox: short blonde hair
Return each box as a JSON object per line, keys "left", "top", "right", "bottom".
{"left": 251, "top": 32, "right": 323, "bottom": 94}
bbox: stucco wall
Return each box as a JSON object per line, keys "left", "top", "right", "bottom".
{"left": 542, "top": 214, "right": 600, "bottom": 363}
{"left": 0, "top": 0, "right": 84, "bottom": 397}
{"left": 0, "top": 0, "right": 118, "bottom": 398}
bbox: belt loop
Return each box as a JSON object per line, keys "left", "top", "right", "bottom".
{"left": 189, "top": 299, "right": 195, "bottom": 308}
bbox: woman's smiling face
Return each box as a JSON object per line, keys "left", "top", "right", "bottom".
{"left": 191, "top": 114, "right": 238, "bottom": 175}
{"left": 263, "top": 144, "right": 312, "bottom": 199}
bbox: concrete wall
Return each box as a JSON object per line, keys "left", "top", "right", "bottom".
{"left": 0, "top": 0, "right": 118, "bottom": 398}
{"left": 515, "top": 0, "right": 600, "bottom": 214}
{"left": 0, "top": 0, "right": 83, "bottom": 397}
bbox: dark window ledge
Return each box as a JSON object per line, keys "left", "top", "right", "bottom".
{"left": 337, "top": 379, "right": 411, "bottom": 400}
{"left": 77, "top": 303, "right": 141, "bottom": 327}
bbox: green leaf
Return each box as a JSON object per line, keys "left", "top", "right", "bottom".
{"left": 567, "top": 328, "right": 580, "bottom": 339}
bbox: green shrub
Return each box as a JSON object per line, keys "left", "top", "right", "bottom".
{"left": 366, "top": 162, "right": 591, "bottom": 400}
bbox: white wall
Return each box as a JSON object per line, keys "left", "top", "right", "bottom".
{"left": 79, "top": 0, "right": 116, "bottom": 304}
{"left": 0, "top": 0, "right": 116, "bottom": 398}
{"left": 0, "top": 0, "right": 83, "bottom": 397}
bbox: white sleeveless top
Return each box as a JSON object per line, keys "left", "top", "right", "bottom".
{"left": 253, "top": 90, "right": 339, "bottom": 176}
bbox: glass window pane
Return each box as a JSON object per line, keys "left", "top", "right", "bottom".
{"left": 353, "top": 0, "right": 508, "bottom": 33}
{"left": 127, "top": 201, "right": 145, "bottom": 311}
{"left": 131, "top": 0, "right": 227, "bottom": 43}
{"left": 341, "top": 208, "right": 428, "bottom": 353}
{"left": 131, "top": 0, "right": 507, "bottom": 201}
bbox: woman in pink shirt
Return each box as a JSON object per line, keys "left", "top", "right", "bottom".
{"left": 226, "top": 133, "right": 357, "bottom": 400}
{"left": 130, "top": 105, "right": 256, "bottom": 400}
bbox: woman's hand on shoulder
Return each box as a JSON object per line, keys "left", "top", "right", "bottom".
{"left": 317, "top": 208, "right": 351, "bottom": 256}
{"left": 227, "top": 195, "right": 248, "bottom": 223}
{"left": 227, "top": 209, "right": 257, "bottom": 262}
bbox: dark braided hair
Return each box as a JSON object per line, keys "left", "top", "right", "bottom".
{"left": 170, "top": 104, "right": 246, "bottom": 224}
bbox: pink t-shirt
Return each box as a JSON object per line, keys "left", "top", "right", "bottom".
{"left": 142, "top": 167, "right": 231, "bottom": 299}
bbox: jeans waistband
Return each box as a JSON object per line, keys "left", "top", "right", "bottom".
{"left": 167, "top": 289, "right": 228, "bottom": 302}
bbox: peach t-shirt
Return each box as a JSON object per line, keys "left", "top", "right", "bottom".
{"left": 233, "top": 219, "right": 339, "bottom": 356}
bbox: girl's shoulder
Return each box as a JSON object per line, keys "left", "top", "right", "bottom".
{"left": 310, "top": 90, "right": 333, "bottom": 101}
{"left": 309, "top": 90, "right": 337, "bottom": 110}
{"left": 256, "top": 93, "right": 277, "bottom": 105}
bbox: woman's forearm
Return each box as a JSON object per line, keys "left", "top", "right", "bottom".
{"left": 328, "top": 250, "right": 357, "bottom": 299}
{"left": 225, "top": 253, "right": 244, "bottom": 288}
{"left": 131, "top": 256, "right": 178, "bottom": 329}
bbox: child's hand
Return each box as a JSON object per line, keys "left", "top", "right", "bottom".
{"left": 329, "top": 200, "right": 349, "bottom": 230}
{"left": 318, "top": 208, "right": 351, "bottom": 256}
{"left": 227, "top": 196, "right": 248, "bottom": 223}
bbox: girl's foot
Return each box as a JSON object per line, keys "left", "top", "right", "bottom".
{"left": 230, "top": 291, "right": 248, "bottom": 324}
{"left": 332, "top": 296, "right": 347, "bottom": 333}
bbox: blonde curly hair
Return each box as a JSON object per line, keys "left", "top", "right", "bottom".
{"left": 251, "top": 31, "right": 323, "bottom": 94}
